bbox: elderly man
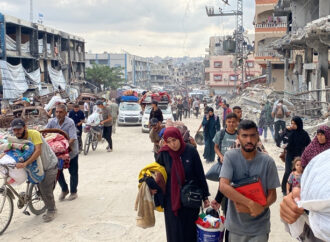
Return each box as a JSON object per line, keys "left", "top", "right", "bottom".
{"left": 46, "top": 104, "right": 79, "bottom": 201}
{"left": 11, "top": 118, "right": 58, "bottom": 222}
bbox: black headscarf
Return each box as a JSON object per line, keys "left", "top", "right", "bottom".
{"left": 286, "top": 116, "right": 311, "bottom": 158}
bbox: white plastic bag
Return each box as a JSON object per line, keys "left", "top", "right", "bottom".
{"left": 0, "top": 154, "right": 27, "bottom": 185}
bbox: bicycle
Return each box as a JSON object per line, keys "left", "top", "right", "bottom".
{"left": 0, "top": 164, "right": 46, "bottom": 235}
{"left": 83, "top": 124, "right": 103, "bottom": 155}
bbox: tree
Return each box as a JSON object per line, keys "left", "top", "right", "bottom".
{"left": 86, "top": 64, "right": 125, "bottom": 89}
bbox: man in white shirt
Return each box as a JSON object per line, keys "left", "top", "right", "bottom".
{"left": 83, "top": 101, "right": 89, "bottom": 118}
{"left": 193, "top": 98, "right": 200, "bottom": 118}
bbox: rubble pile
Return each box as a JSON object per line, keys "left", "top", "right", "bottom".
{"left": 227, "top": 85, "right": 282, "bottom": 123}
{"left": 227, "top": 84, "right": 329, "bottom": 135}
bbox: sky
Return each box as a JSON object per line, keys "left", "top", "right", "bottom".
{"left": 0, "top": 0, "right": 256, "bottom": 57}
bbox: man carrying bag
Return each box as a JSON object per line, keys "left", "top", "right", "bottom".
{"left": 208, "top": 113, "right": 238, "bottom": 214}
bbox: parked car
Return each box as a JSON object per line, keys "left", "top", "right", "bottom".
{"left": 117, "top": 102, "right": 142, "bottom": 126}
{"left": 141, "top": 105, "right": 174, "bottom": 133}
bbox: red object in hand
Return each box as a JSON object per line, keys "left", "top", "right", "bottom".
{"left": 233, "top": 178, "right": 267, "bottom": 206}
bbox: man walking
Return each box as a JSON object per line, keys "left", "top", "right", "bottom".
{"left": 109, "top": 98, "right": 119, "bottom": 134}
{"left": 232, "top": 106, "right": 242, "bottom": 123}
{"left": 149, "top": 100, "right": 163, "bottom": 123}
{"left": 211, "top": 113, "right": 239, "bottom": 216}
{"left": 193, "top": 98, "right": 200, "bottom": 118}
{"left": 183, "top": 98, "right": 189, "bottom": 119}
{"left": 96, "top": 100, "right": 113, "bottom": 152}
{"left": 46, "top": 104, "right": 79, "bottom": 201}
{"left": 69, "top": 104, "right": 85, "bottom": 151}
{"left": 272, "top": 99, "right": 290, "bottom": 147}
{"left": 177, "top": 99, "right": 184, "bottom": 121}
{"left": 83, "top": 101, "right": 89, "bottom": 118}
{"left": 12, "top": 118, "right": 58, "bottom": 222}
{"left": 219, "top": 120, "right": 280, "bottom": 241}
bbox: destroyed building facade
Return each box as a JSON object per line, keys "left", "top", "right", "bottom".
{"left": 0, "top": 13, "right": 85, "bottom": 99}
{"left": 273, "top": 0, "right": 329, "bottom": 105}
{"left": 254, "top": 0, "right": 288, "bottom": 91}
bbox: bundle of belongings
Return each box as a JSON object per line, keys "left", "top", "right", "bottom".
{"left": 140, "top": 91, "right": 171, "bottom": 104}
{"left": 135, "top": 162, "right": 167, "bottom": 228}
{"left": 158, "top": 120, "right": 196, "bottom": 148}
{"left": 123, "top": 89, "right": 138, "bottom": 97}
{"left": 44, "top": 95, "right": 66, "bottom": 111}
{"left": 0, "top": 136, "right": 44, "bottom": 185}
{"left": 43, "top": 132, "right": 70, "bottom": 170}
{"left": 287, "top": 149, "right": 330, "bottom": 241}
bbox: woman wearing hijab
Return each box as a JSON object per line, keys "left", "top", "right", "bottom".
{"left": 281, "top": 116, "right": 311, "bottom": 195}
{"left": 301, "top": 125, "right": 330, "bottom": 168}
{"left": 202, "top": 107, "right": 220, "bottom": 163}
{"left": 157, "top": 127, "right": 210, "bottom": 242}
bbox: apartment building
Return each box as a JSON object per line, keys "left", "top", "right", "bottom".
{"left": 0, "top": 13, "right": 85, "bottom": 97}
{"left": 85, "top": 52, "right": 151, "bottom": 88}
{"left": 254, "top": 0, "right": 287, "bottom": 90}
{"left": 205, "top": 55, "right": 262, "bottom": 95}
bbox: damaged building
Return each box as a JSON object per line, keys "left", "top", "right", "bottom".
{"left": 271, "top": 0, "right": 329, "bottom": 116}
{"left": 0, "top": 13, "right": 85, "bottom": 101}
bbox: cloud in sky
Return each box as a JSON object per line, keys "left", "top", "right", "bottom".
{"left": 1, "top": 0, "right": 255, "bottom": 57}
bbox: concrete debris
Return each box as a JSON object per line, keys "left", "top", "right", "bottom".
{"left": 227, "top": 84, "right": 329, "bottom": 135}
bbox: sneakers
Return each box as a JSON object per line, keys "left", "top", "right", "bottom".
{"left": 59, "top": 191, "right": 69, "bottom": 201}
{"left": 43, "top": 209, "right": 57, "bottom": 223}
{"left": 67, "top": 193, "right": 78, "bottom": 201}
{"left": 106, "top": 147, "right": 113, "bottom": 152}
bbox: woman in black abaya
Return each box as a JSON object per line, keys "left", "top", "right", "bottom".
{"left": 157, "top": 127, "right": 210, "bottom": 242}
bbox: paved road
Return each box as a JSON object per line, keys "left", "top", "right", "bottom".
{"left": 1, "top": 117, "right": 295, "bottom": 241}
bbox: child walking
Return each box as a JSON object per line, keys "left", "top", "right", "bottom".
{"left": 286, "top": 157, "right": 303, "bottom": 194}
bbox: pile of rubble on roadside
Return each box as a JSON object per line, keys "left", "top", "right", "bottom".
{"left": 226, "top": 84, "right": 329, "bottom": 136}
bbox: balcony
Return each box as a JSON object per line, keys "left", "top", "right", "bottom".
{"left": 255, "top": 22, "right": 287, "bottom": 28}
{"left": 256, "top": 50, "right": 282, "bottom": 58}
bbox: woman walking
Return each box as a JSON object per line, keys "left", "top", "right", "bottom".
{"left": 301, "top": 125, "right": 330, "bottom": 168}
{"left": 202, "top": 107, "right": 220, "bottom": 163}
{"left": 281, "top": 116, "right": 311, "bottom": 195}
{"left": 157, "top": 127, "right": 210, "bottom": 242}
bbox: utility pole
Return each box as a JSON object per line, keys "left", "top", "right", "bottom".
{"left": 206, "top": 0, "right": 244, "bottom": 87}
{"left": 30, "top": 0, "right": 33, "bottom": 22}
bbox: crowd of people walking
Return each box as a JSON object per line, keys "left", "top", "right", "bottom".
{"left": 142, "top": 94, "right": 329, "bottom": 242}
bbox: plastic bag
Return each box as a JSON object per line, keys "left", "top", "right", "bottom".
{"left": 0, "top": 154, "right": 27, "bottom": 185}
{"left": 206, "top": 162, "right": 222, "bottom": 182}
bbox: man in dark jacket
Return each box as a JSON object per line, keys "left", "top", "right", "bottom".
{"left": 149, "top": 101, "right": 163, "bottom": 123}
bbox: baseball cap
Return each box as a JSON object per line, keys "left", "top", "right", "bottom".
{"left": 150, "top": 118, "right": 159, "bottom": 126}
{"left": 96, "top": 100, "right": 103, "bottom": 105}
{"left": 11, "top": 118, "right": 26, "bottom": 129}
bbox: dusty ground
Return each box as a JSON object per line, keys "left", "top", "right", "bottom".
{"left": 1, "top": 115, "right": 295, "bottom": 242}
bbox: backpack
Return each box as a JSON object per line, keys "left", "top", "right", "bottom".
{"left": 275, "top": 105, "right": 285, "bottom": 119}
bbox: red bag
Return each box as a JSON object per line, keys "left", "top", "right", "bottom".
{"left": 231, "top": 176, "right": 267, "bottom": 206}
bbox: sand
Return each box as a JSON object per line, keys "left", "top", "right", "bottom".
{"left": 1, "top": 115, "right": 295, "bottom": 242}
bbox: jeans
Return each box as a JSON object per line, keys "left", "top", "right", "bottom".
{"left": 274, "top": 120, "right": 286, "bottom": 147}
{"left": 178, "top": 111, "right": 183, "bottom": 121}
{"left": 263, "top": 125, "right": 274, "bottom": 140}
{"left": 184, "top": 109, "right": 189, "bottom": 118}
{"left": 173, "top": 113, "right": 178, "bottom": 121}
{"left": 194, "top": 107, "right": 199, "bottom": 118}
{"left": 38, "top": 167, "right": 57, "bottom": 211}
{"left": 103, "top": 126, "right": 113, "bottom": 149}
{"left": 58, "top": 155, "right": 79, "bottom": 194}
